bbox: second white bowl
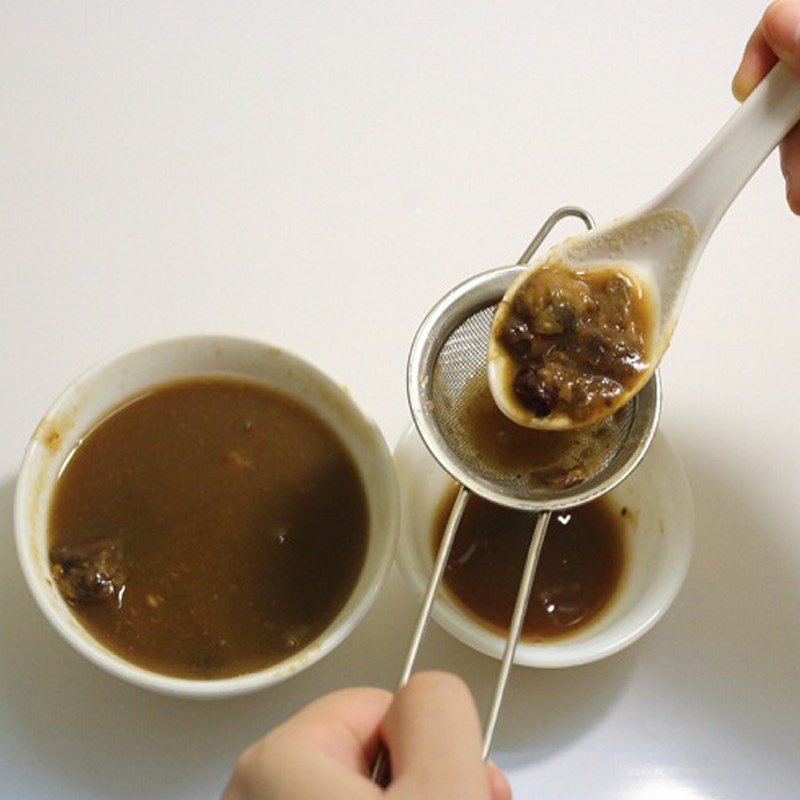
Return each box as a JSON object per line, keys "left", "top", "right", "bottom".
{"left": 394, "top": 424, "right": 694, "bottom": 668}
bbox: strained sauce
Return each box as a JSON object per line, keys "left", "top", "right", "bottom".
{"left": 432, "top": 485, "right": 626, "bottom": 640}
{"left": 49, "top": 377, "right": 368, "bottom": 679}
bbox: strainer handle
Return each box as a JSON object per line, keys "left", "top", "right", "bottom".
{"left": 370, "top": 485, "right": 471, "bottom": 785}
{"left": 517, "top": 206, "right": 595, "bottom": 265}
{"left": 482, "top": 509, "right": 550, "bottom": 758}
{"left": 371, "top": 488, "right": 551, "bottom": 783}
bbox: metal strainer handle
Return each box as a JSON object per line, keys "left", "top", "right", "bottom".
{"left": 371, "top": 207, "right": 597, "bottom": 785}
{"left": 516, "top": 206, "right": 594, "bottom": 265}
{"left": 371, "top": 489, "right": 550, "bottom": 785}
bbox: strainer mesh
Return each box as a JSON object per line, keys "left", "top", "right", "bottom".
{"left": 430, "top": 302, "right": 635, "bottom": 499}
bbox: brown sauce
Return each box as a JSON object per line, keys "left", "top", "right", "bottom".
{"left": 455, "top": 372, "right": 625, "bottom": 490}
{"left": 496, "top": 263, "right": 654, "bottom": 424}
{"left": 48, "top": 377, "right": 368, "bottom": 679}
{"left": 432, "top": 485, "right": 626, "bottom": 640}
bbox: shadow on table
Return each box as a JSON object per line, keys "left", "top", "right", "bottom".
{"left": 0, "top": 474, "right": 634, "bottom": 799}
{"left": 633, "top": 435, "right": 800, "bottom": 778}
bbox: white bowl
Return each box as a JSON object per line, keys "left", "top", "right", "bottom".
{"left": 14, "top": 335, "right": 400, "bottom": 698}
{"left": 394, "top": 424, "right": 694, "bottom": 668}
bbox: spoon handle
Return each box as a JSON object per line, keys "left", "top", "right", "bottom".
{"left": 653, "top": 63, "right": 800, "bottom": 247}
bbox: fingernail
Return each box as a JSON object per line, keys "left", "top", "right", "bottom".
{"left": 764, "top": 1, "right": 800, "bottom": 59}
{"left": 783, "top": 162, "right": 798, "bottom": 213}
{"left": 732, "top": 71, "right": 750, "bottom": 102}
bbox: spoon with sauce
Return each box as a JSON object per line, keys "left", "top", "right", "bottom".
{"left": 488, "top": 63, "right": 800, "bottom": 430}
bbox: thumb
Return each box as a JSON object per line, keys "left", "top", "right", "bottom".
{"left": 762, "top": 0, "right": 800, "bottom": 73}
{"left": 380, "top": 671, "right": 492, "bottom": 799}
{"left": 488, "top": 761, "right": 513, "bottom": 800}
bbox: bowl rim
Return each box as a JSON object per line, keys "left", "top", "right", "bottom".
{"left": 393, "top": 422, "right": 695, "bottom": 668}
{"left": 14, "top": 333, "right": 400, "bottom": 698}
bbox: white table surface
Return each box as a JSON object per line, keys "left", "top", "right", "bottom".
{"left": 3, "top": 1, "right": 799, "bottom": 798}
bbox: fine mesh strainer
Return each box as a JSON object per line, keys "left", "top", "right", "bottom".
{"left": 373, "top": 207, "right": 661, "bottom": 782}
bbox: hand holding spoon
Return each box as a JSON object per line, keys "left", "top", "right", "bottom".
{"left": 488, "top": 63, "right": 800, "bottom": 430}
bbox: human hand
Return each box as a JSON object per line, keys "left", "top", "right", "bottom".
{"left": 733, "top": 0, "right": 800, "bottom": 214}
{"left": 222, "top": 671, "right": 512, "bottom": 800}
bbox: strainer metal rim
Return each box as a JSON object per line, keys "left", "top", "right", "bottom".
{"left": 407, "top": 264, "right": 663, "bottom": 512}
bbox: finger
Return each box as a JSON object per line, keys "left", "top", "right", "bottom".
{"left": 226, "top": 741, "right": 380, "bottom": 800}
{"left": 733, "top": 25, "right": 779, "bottom": 101}
{"left": 488, "top": 761, "right": 513, "bottom": 800}
{"left": 381, "top": 671, "right": 489, "bottom": 798}
{"left": 282, "top": 687, "right": 393, "bottom": 773}
{"left": 761, "top": 0, "right": 800, "bottom": 75}
{"left": 780, "top": 121, "right": 800, "bottom": 213}
{"left": 223, "top": 688, "right": 391, "bottom": 800}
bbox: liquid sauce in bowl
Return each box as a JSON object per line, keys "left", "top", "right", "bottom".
{"left": 48, "top": 377, "right": 368, "bottom": 679}
{"left": 432, "top": 485, "right": 626, "bottom": 640}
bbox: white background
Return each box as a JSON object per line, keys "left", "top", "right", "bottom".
{"left": 2, "top": 1, "right": 799, "bottom": 798}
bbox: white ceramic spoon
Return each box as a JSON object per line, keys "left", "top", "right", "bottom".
{"left": 489, "top": 63, "right": 800, "bottom": 430}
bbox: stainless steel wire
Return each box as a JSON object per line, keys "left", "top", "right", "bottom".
{"left": 372, "top": 206, "right": 662, "bottom": 785}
